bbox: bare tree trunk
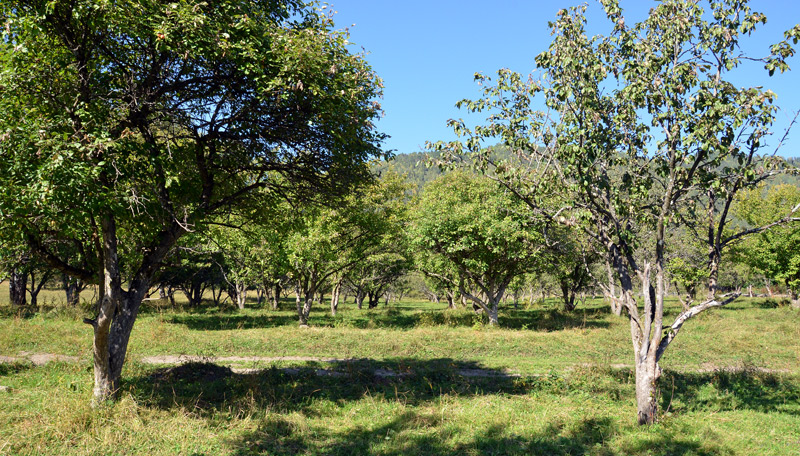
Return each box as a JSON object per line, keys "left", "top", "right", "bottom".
{"left": 764, "top": 279, "right": 773, "bottom": 298}
{"left": 356, "top": 288, "right": 366, "bottom": 309}
{"left": 27, "top": 270, "right": 52, "bottom": 308}
{"left": 299, "top": 290, "right": 314, "bottom": 327}
{"left": 635, "top": 359, "right": 660, "bottom": 425}
{"left": 64, "top": 275, "right": 84, "bottom": 307}
{"left": 272, "top": 283, "right": 281, "bottom": 310}
{"left": 295, "top": 282, "right": 303, "bottom": 322}
{"left": 706, "top": 248, "right": 720, "bottom": 300}
{"left": 232, "top": 282, "right": 247, "bottom": 310}
{"left": 87, "top": 215, "right": 152, "bottom": 406}
{"left": 560, "top": 282, "right": 576, "bottom": 312}
{"left": 330, "top": 280, "right": 342, "bottom": 316}
{"left": 445, "top": 290, "right": 456, "bottom": 309}
{"left": 9, "top": 268, "right": 27, "bottom": 307}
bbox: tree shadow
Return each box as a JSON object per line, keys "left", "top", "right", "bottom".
{"left": 125, "top": 358, "right": 539, "bottom": 415}
{"left": 498, "top": 307, "right": 612, "bottom": 331}
{"left": 0, "top": 361, "right": 34, "bottom": 377}
{"left": 619, "top": 432, "right": 733, "bottom": 456}
{"left": 167, "top": 307, "right": 612, "bottom": 331}
{"left": 230, "top": 415, "right": 623, "bottom": 456}
{"left": 169, "top": 313, "right": 301, "bottom": 330}
{"left": 229, "top": 412, "right": 731, "bottom": 455}
{"left": 659, "top": 368, "right": 800, "bottom": 416}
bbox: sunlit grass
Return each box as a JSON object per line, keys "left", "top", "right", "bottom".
{"left": 1, "top": 289, "right": 800, "bottom": 454}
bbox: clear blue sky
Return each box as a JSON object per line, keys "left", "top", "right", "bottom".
{"left": 328, "top": 0, "right": 800, "bottom": 158}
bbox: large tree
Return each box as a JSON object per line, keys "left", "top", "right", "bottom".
{"left": 431, "top": 0, "right": 797, "bottom": 424}
{"left": 0, "top": 0, "right": 385, "bottom": 403}
{"left": 410, "top": 170, "right": 544, "bottom": 325}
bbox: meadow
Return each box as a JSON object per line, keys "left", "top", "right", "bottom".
{"left": 1, "top": 289, "right": 799, "bottom": 455}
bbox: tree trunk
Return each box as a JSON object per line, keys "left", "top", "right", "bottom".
{"left": 9, "top": 268, "right": 27, "bottom": 307}
{"left": 445, "top": 291, "right": 455, "bottom": 309}
{"left": 294, "top": 282, "right": 304, "bottom": 324}
{"left": 330, "top": 281, "right": 342, "bottom": 316}
{"left": 561, "top": 282, "right": 576, "bottom": 312}
{"left": 272, "top": 283, "right": 281, "bottom": 310}
{"left": 367, "top": 290, "right": 379, "bottom": 309}
{"left": 356, "top": 288, "right": 365, "bottom": 309}
{"left": 299, "top": 291, "right": 313, "bottom": 327}
{"left": 635, "top": 360, "right": 660, "bottom": 425}
{"left": 88, "top": 215, "right": 150, "bottom": 405}
{"left": 706, "top": 248, "right": 720, "bottom": 300}
{"left": 232, "top": 282, "right": 247, "bottom": 310}
{"left": 64, "top": 275, "right": 83, "bottom": 307}
{"left": 27, "top": 270, "right": 51, "bottom": 308}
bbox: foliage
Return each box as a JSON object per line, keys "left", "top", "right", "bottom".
{"left": 0, "top": 0, "right": 387, "bottom": 401}
{"left": 733, "top": 184, "right": 800, "bottom": 299}
{"left": 429, "top": 0, "right": 798, "bottom": 423}
{"left": 409, "top": 170, "right": 544, "bottom": 325}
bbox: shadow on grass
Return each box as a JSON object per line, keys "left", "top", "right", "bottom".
{"left": 659, "top": 368, "right": 800, "bottom": 416}
{"left": 167, "top": 306, "right": 612, "bottom": 331}
{"left": 230, "top": 411, "right": 730, "bottom": 455}
{"left": 231, "top": 416, "right": 624, "bottom": 456}
{"left": 169, "top": 313, "right": 301, "bottom": 330}
{"left": 126, "top": 358, "right": 541, "bottom": 414}
{"left": 121, "top": 361, "right": 792, "bottom": 455}
{"left": 0, "top": 361, "right": 34, "bottom": 377}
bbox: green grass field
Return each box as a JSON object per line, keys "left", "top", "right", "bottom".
{"left": 1, "top": 289, "right": 799, "bottom": 455}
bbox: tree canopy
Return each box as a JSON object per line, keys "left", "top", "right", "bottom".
{"left": 0, "top": 0, "right": 386, "bottom": 403}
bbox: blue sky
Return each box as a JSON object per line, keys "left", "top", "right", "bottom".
{"left": 328, "top": 0, "right": 800, "bottom": 158}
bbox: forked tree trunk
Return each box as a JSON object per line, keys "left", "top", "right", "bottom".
{"left": 330, "top": 280, "right": 342, "bottom": 316}
{"left": 445, "top": 291, "right": 455, "bottom": 309}
{"left": 231, "top": 282, "right": 247, "bottom": 310}
{"left": 560, "top": 282, "right": 576, "bottom": 312}
{"left": 27, "top": 270, "right": 51, "bottom": 308}
{"left": 367, "top": 290, "right": 379, "bottom": 309}
{"left": 64, "top": 275, "right": 85, "bottom": 307}
{"left": 88, "top": 216, "right": 145, "bottom": 404}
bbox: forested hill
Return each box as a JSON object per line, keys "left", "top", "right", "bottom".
{"left": 372, "top": 151, "right": 441, "bottom": 195}
{"left": 374, "top": 149, "right": 800, "bottom": 193}
{"left": 372, "top": 146, "right": 518, "bottom": 194}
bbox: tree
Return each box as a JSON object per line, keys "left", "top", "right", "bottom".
{"left": 287, "top": 172, "right": 407, "bottom": 325}
{"left": 0, "top": 0, "right": 385, "bottom": 404}
{"left": 541, "top": 224, "right": 599, "bottom": 312}
{"left": 431, "top": 0, "right": 798, "bottom": 424}
{"left": 410, "top": 171, "right": 544, "bottom": 325}
{"left": 733, "top": 184, "right": 800, "bottom": 306}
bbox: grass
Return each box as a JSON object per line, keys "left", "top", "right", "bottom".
{"left": 1, "top": 288, "right": 800, "bottom": 455}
